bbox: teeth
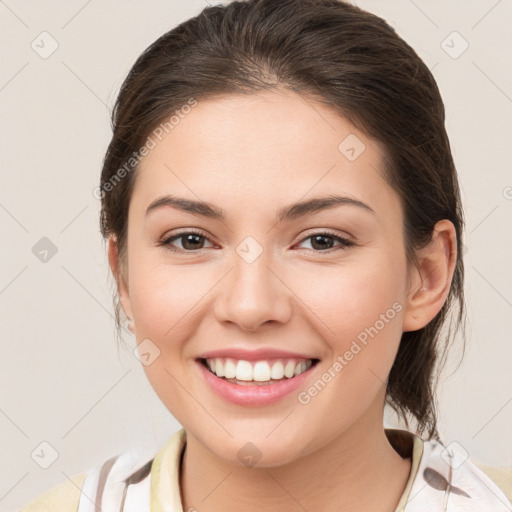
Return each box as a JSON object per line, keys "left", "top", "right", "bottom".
{"left": 284, "top": 360, "right": 296, "bottom": 378}
{"left": 224, "top": 358, "right": 237, "bottom": 379}
{"left": 270, "top": 361, "right": 284, "bottom": 380}
{"left": 235, "top": 360, "right": 253, "bottom": 381}
{"left": 253, "top": 361, "right": 271, "bottom": 381}
{"left": 204, "top": 357, "right": 314, "bottom": 382}
{"left": 294, "top": 361, "right": 307, "bottom": 376}
{"left": 214, "top": 358, "right": 225, "bottom": 377}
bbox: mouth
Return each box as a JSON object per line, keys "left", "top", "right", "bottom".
{"left": 197, "top": 357, "right": 320, "bottom": 386}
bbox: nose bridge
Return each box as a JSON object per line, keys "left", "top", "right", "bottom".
{"left": 231, "top": 234, "right": 277, "bottom": 304}
{"left": 214, "top": 234, "right": 291, "bottom": 330}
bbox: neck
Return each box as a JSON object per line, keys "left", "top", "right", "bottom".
{"left": 180, "top": 389, "right": 412, "bottom": 512}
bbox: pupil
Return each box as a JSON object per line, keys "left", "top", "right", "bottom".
{"left": 312, "top": 235, "right": 333, "bottom": 250}
{"left": 183, "top": 234, "right": 203, "bottom": 250}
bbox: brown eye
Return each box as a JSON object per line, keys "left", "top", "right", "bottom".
{"left": 297, "top": 232, "right": 355, "bottom": 253}
{"left": 158, "top": 230, "right": 214, "bottom": 253}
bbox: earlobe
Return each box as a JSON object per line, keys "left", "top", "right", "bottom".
{"left": 125, "top": 318, "right": 136, "bottom": 334}
{"left": 402, "top": 220, "right": 458, "bottom": 332}
{"left": 107, "top": 234, "right": 133, "bottom": 323}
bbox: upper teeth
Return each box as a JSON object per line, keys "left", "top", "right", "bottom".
{"left": 205, "top": 358, "right": 313, "bottom": 381}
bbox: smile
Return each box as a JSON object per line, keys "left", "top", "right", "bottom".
{"left": 196, "top": 357, "right": 320, "bottom": 406}
{"left": 201, "top": 357, "right": 317, "bottom": 384}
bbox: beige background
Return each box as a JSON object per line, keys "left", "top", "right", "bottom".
{"left": 1, "top": 0, "right": 511, "bottom": 510}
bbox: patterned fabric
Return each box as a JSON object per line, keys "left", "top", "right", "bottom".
{"left": 398, "top": 436, "right": 511, "bottom": 511}
{"left": 77, "top": 451, "right": 153, "bottom": 511}
{"left": 68, "top": 428, "right": 511, "bottom": 511}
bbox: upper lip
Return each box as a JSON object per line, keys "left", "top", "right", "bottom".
{"left": 197, "top": 348, "right": 319, "bottom": 361}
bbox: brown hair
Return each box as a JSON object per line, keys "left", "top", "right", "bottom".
{"left": 99, "top": 0, "right": 466, "bottom": 441}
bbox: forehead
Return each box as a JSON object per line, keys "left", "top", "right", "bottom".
{"left": 132, "top": 89, "right": 399, "bottom": 224}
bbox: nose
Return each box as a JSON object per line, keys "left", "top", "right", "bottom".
{"left": 212, "top": 249, "right": 293, "bottom": 332}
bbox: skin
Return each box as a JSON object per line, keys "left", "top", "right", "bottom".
{"left": 108, "top": 88, "right": 457, "bottom": 512}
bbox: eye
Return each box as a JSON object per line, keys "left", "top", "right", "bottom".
{"left": 157, "top": 229, "right": 355, "bottom": 254}
{"left": 296, "top": 231, "right": 355, "bottom": 253}
{"left": 157, "top": 230, "right": 214, "bottom": 253}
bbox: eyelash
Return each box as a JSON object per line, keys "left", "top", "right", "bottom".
{"left": 157, "top": 229, "right": 356, "bottom": 254}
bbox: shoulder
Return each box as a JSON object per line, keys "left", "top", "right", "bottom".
{"left": 18, "top": 472, "right": 87, "bottom": 512}
{"left": 472, "top": 460, "right": 512, "bottom": 504}
{"left": 17, "top": 449, "right": 154, "bottom": 512}
{"left": 16, "top": 430, "right": 185, "bottom": 512}
{"left": 412, "top": 436, "right": 512, "bottom": 511}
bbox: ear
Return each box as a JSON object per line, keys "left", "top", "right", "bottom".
{"left": 402, "top": 219, "right": 458, "bottom": 332}
{"left": 107, "top": 234, "right": 134, "bottom": 332}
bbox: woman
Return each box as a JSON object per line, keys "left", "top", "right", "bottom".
{"left": 19, "top": 0, "right": 512, "bottom": 510}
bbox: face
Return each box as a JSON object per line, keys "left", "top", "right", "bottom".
{"left": 115, "top": 89, "right": 417, "bottom": 466}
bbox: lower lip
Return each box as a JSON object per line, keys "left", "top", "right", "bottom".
{"left": 196, "top": 360, "right": 317, "bottom": 406}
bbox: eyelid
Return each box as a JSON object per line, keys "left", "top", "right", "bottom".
{"left": 157, "top": 227, "right": 356, "bottom": 254}
{"left": 293, "top": 230, "right": 355, "bottom": 252}
{"left": 157, "top": 228, "right": 214, "bottom": 248}
{"left": 297, "top": 227, "right": 355, "bottom": 244}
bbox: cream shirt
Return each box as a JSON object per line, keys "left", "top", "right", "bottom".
{"left": 19, "top": 428, "right": 512, "bottom": 511}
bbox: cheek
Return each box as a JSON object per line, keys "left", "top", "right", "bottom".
{"left": 127, "top": 259, "right": 199, "bottom": 414}
{"left": 310, "top": 258, "right": 404, "bottom": 334}
{"left": 294, "top": 268, "right": 405, "bottom": 432}
{"left": 308, "top": 259, "right": 405, "bottom": 388}
{"left": 128, "top": 254, "right": 211, "bottom": 339}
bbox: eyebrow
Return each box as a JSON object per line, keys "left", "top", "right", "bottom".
{"left": 145, "top": 194, "right": 376, "bottom": 222}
